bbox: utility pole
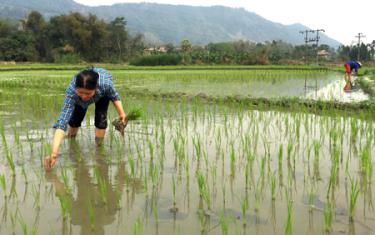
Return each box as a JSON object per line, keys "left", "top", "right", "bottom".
{"left": 300, "top": 28, "right": 325, "bottom": 95}
{"left": 315, "top": 29, "right": 325, "bottom": 64}
{"left": 299, "top": 30, "right": 316, "bottom": 64}
{"left": 355, "top": 33, "right": 366, "bottom": 61}
{"left": 300, "top": 29, "right": 326, "bottom": 64}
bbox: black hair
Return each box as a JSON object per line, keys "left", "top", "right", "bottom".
{"left": 75, "top": 67, "right": 99, "bottom": 90}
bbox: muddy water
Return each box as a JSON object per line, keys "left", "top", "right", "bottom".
{"left": 0, "top": 70, "right": 369, "bottom": 102}
{"left": 119, "top": 72, "right": 369, "bottom": 102}
{"left": 0, "top": 91, "right": 374, "bottom": 235}
{"left": 117, "top": 72, "right": 339, "bottom": 99}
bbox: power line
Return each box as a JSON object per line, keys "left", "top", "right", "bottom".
{"left": 300, "top": 29, "right": 325, "bottom": 93}
{"left": 355, "top": 33, "right": 366, "bottom": 61}
{"left": 299, "top": 29, "right": 325, "bottom": 64}
{"left": 315, "top": 29, "right": 325, "bottom": 64}
{"left": 299, "top": 30, "right": 315, "bottom": 64}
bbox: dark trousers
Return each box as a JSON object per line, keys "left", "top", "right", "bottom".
{"left": 69, "top": 97, "right": 110, "bottom": 129}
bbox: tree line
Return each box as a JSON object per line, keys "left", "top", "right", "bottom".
{"left": 0, "top": 11, "right": 144, "bottom": 63}
{"left": 0, "top": 11, "right": 374, "bottom": 65}
{"left": 133, "top": 39, "right": 375, "bottom": 66}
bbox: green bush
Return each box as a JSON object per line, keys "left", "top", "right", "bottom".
{"left": 130, "top": 54, "right": 182, "bottom": 66}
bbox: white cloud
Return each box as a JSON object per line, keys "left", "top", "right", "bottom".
{"left": 74, "top": 0, "right": 374, "bottom": 45}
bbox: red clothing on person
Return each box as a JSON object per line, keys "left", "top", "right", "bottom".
{"left": 344, "top": 63, "right": 351, "bottom": 74}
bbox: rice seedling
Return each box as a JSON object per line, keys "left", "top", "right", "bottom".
{"left": 284, "top": 189, "right": 293, "bottom": 235}
{"left": 30, "top": 226, "right": 37, "bottom": 235}
{"left": 133, "top": 217, "right": 143, "bottom": 235}
{"left": 31, "top": 184, "right": 40, "bottom": 209}
{"left": 128, "top": 154, "right": 136, "bottom": 179}
{"left": 254, "top": 179, "right": 262, "bottom": 212}
{"left": 241, "top": 196, "right": 248, "bottom": 226}
{"left": 57, "top": 194, "right": 71, "bottom": 221}
{"left": 93, "top": 167, "right": 108, "bottom": 204}
{"left": 323, "top": 200, "right": 333, "bottom": 233}
{"left": 197, "top": 172, "right": 211, "bottom": 210}
{"left": 21, "top": 165, "right": 28, "bottom": 184}
{"left": 202, "top": 149, "right": 209, "bottom": 171}
{"left": 170, "top": 174, "right": 178, "bottom": 213}
{"left": 87, "top": 200, "right": 95, "bottom": 230}
{"left": 60, "top": 168, "right": 72, "bottom": 194}
{"left": 150, "top": 164, "right": 160, "bottom": 188}
{"left": 359, "top": 145, "right": 372, "bottom": 183}
{"left": 0, "top": 174, "right": 6, "bottom": 198}
{"left": 192, "top": 134, "right": 202, "bottom": 160}
{"left": 210, "top": 163, "right": 217, "bottom": 197}
{"left": 348, "top": 176, "right": 360, "bottom": 222}
{"left": 312, "top": 140, "right": 321, "bottom": 180}
{"left": 159, "top": 128, "right": 166, "bottom": 158}
{"left": 7, "top": 174, "right": 17, "bottom": 199}
{"left": 18, "top": 216, "right": 28, "bottom": 235}
{"left": 229, "top": 144, "right": 236, "bottom": 178}
{"left": 5, "top": 149, "right": 16, "bottom": 176}
{"left": 147, "top": 139, "right": 154, "bottom": 160}
{"left": 270, "top": 172, "right": 277, "bottom": 201}
{"left": 287, "top": 140, "right": 293, "bottom": 161}
{"left": 278, "top": 144, "right": 283, "bottom": 172}
{"left": 127, "top": 108, "right": 143, "bottom": 121}
{"left": 327, "top": 148, "right": 340, "bottom": 198}
{"left": 260, "top": 155, "right": 266, "bottom": 186}
{"left": 307, "top": 183, "right": 315, "bottom": 212}
{"left": 98, "top": 178, "right": 108, "bottom": 205}
{"left": 219, "top": 210, "right": 229, "bottom": 235}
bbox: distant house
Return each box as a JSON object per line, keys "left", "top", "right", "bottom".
{"left": 317, "top": 50, "right": 330, "bottom": 59}
{"left": 144, "top": 46, "right": 167, "bottom": 54}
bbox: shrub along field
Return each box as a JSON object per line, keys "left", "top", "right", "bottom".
{"left": 0, "top": 65, "right": 374, "bottom": 234}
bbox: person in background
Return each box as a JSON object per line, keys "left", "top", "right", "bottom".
{"left": 344, "top": 60, "right": 362, "bottom": 91}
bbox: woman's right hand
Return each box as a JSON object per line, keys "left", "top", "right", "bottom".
{"left": 44, "top": 153, "right": 58, "bottom": 170}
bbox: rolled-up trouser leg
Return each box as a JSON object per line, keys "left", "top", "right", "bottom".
{"left": 95, "top": 97, "right": 110, "bottom": 129}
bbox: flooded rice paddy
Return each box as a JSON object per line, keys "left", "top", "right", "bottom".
{"left": 0, "top": 69, "right": 369, "bottom": 102}
{"left": 0, "top": 69, "right": 374, "bottom": 234}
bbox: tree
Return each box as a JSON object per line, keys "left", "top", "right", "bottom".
{"left": 165, "top": 43, "right": 175, "bottom": 53}
{"left": 0, "top": 32, "right": 37, "bottom": 61}
{"left": 0, "top": 20, "right": 14, "bottom": 37}
{"left": 23, "top": 11, "right": 45, "bottom": 35}
{"left": 369, "top": 40, "right": 375, "bottom": 61}
{"left": 47, "top": 13, "right": 108, "bottom": 62}
{"left": 23, "top": 11, "right": 49, "bottom": 60}
{"left": 180, "top": 39, "right": 192, "bottom": 64}
{"left": 181, "top": 39, "right": 192, "bottom": 53}
{"left": 107, "top": 17, "right": 128, "bottom": 61}
{"left": 127, "top": 33, "right": 145, "bottom": 59}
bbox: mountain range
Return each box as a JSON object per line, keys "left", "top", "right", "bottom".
{"left": 0, "top": 0, "right": 342, "bottom": 47}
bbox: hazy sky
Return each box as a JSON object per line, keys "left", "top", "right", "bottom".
{"left": 74, "top": 0, "right": 373, "bottom": 45}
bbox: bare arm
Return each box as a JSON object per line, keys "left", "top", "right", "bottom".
{"left": 45, "top": 85, "right": 76, "bottom": 170}
{"left": 44, "top": 129, "right": 65, "bottom": 170}
{"left": 51, "top": 129, "right": 65, "bottom": 156}
{"left": 113, "top": 100, "right": 127, "bottom": 122}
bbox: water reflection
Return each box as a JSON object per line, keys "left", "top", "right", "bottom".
{"left": 46, "top": 140, "right": 126, "bottom": 235}
{"left": 305, "top": 76, "right": 369, "bottom": 102}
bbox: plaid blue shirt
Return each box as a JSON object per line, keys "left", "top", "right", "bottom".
{"left": 53, "top": 68, "right": 121, "bottom": 131}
